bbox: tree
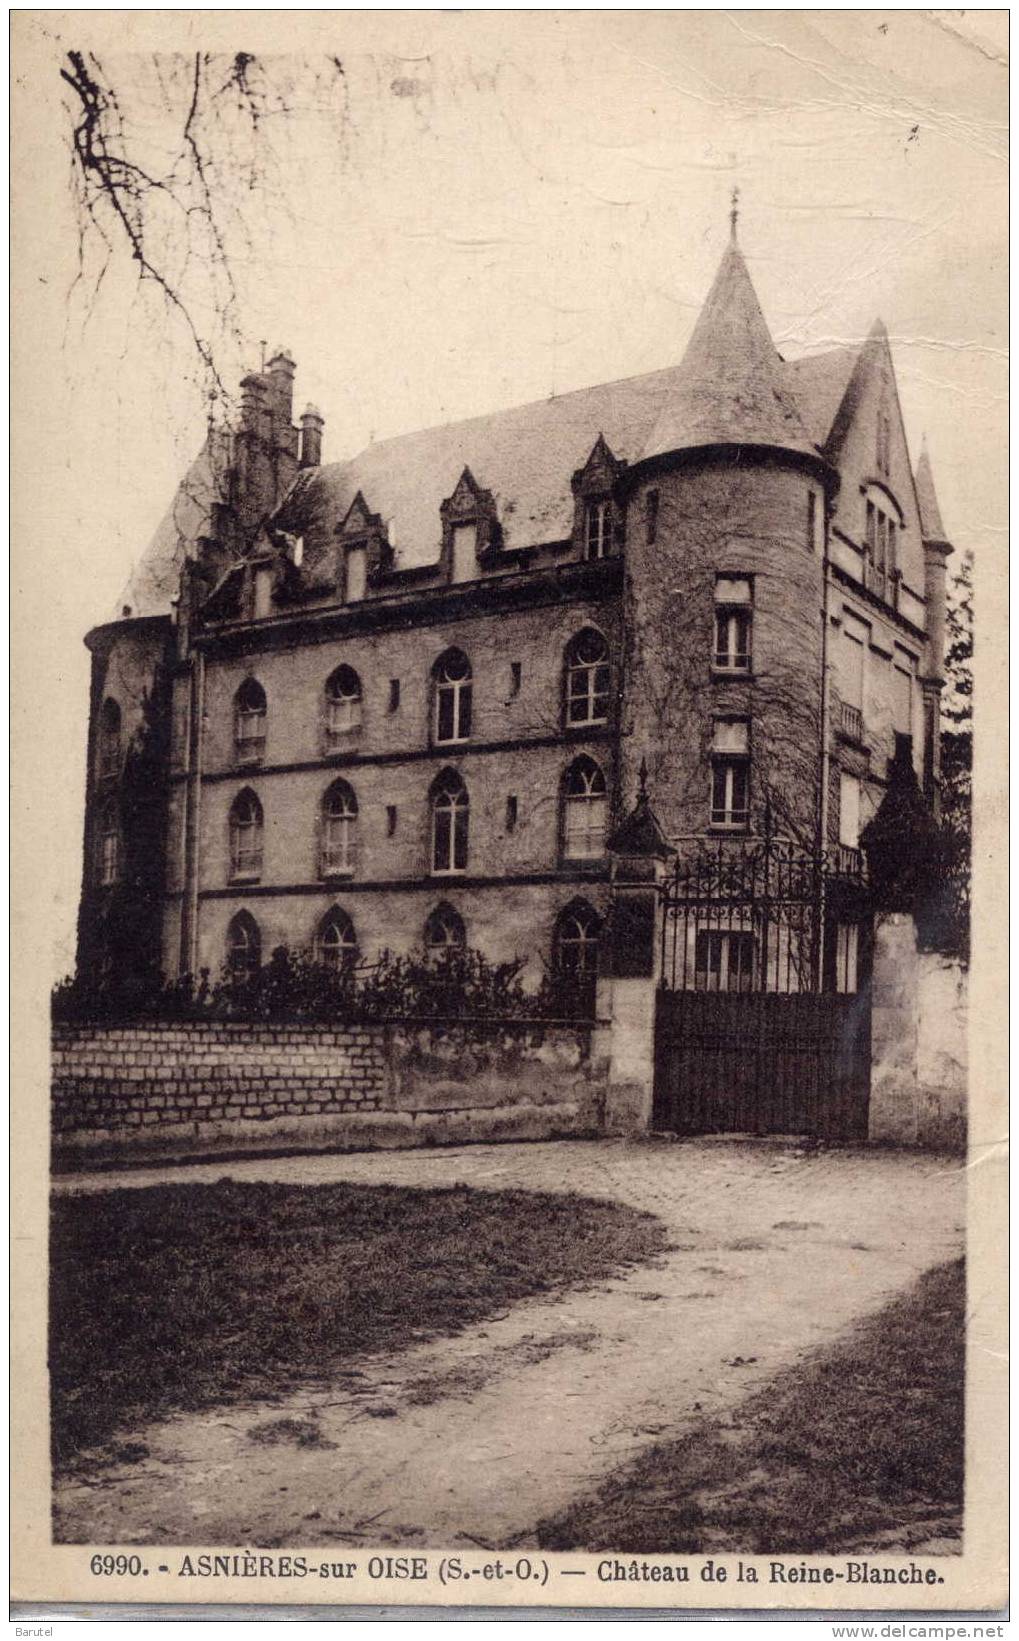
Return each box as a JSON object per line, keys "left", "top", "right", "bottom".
{"left": 937, "top": 549, "right": 973, "bottom": 958}
{"left": 60, "top": 49, "right": 346, "bottom": 406}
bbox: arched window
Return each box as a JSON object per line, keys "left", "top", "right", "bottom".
{"left": 433, "top": 648, "right": 472, "bottom": 745}
{"left": 324, "top": 665, "right": 363, "bottom": 743}
{"left": 315, "top": 906, "right": 358, "bottom": 970}
{"left": 431, "top": 770, "right": 469, "bottom": 875}
{"left": 564, "top": 629, "right": 611, "bottom": 727}
{"left": 226, "top": 910, "right": 261, "bottom": 981}
{"left": 562, "top": 757, "right": 608, "bottom": 860}
{"left": 320, "top": 779, "right": 358, "bottom": 877}
{"left": 424, "top": 903, "right": 466, "bottom": 958}
{"left": 96, "top": 798, "right": 121, "bottom": 886}
{"left": 234, "top": 678, "right": 267, "bottom": 764}
{"left": 552, "top": 900, "right": 601, "bottom": 1015}
{"left": 98, "top": 698, "right": 122, "bottom": 781}
{"left": 229, "top": 788, "right": 264, "bottom": 881}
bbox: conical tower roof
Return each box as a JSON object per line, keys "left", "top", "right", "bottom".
{"left": 641, "top": 234, "right": 820, "bottom": 464}
{"left": 914, "top": 437, "right": 950, "bottom": 543}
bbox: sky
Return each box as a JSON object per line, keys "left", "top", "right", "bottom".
{"left": 12, "top": 9, "right": 1008, "bottom": 978}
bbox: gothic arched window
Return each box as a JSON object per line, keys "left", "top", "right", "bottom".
{"left": 562, "top": 756, "right": 608, "bottom": 860}
{"left": 424, "top": 903, "right": 466, "bottom": 958}
{"left": 564, "top": 629, "right": 611, "bottom": 728}
{"left": 552, "top": 900, "right": 601, "bottom": 1016}
{"left": 229, "top": 788, "right": 264, "bottom": 881}
{"left": 315, "top": 906, "right": 358, "bottom": 970}
{"left": 324, "top": 665, "right": 363, "bottom": 743}
{"left": 226, "top": 910, "right": 261, "bottom": 981}
{"left": 98, "top": 698, "right": 122, "bottom": 782}
{"left": 234, "top": 678, "right": 267, "bottom": 765}
{"left": 433, "top": 648, "right": 472, "bottom": 745}
{"left": 431, "top": 770, "right": 469, "bottom": 875}
{"left": 320, "top": 779, "right": 358, "bottom": 877}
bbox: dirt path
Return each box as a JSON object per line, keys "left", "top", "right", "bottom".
{"left": 53, "top": 1138, "right": 963, "bottom": 1548}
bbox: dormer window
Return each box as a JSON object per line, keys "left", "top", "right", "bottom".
{"left": 585, "top": 499, "right": 612, "bottom": 561}
{"left": 440, "top": 468, "right": 498, "bottom": 582}
{"left": 451, "top": 522, "right": 477, "bottom": 584}
{"left": 571, "top": 434, "right": 624, "bottom": 562}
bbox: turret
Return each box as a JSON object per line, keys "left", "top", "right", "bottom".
{"left": 620, "top": 207, "right": 834, "bottom": 848}
{"left": 913, "top": 437, "right": 954, "bottom": 810}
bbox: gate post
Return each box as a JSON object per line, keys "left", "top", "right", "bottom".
{"left": 601, "top": 766, "right": 674, "bottom": 1135}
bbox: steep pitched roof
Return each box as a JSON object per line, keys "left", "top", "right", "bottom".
{"left": 640, "top": 238, "right": 820, "bottom": 463}
{"left": 784, "top": 347, "right": 860, "bottom": 449}
{"left": 116, "top": 243, "right": 864, "bottom": 615}
{"left": 275, "top": 363, "right": 687, "bottom": 566}
{"left": 914, "top": 438, "right": 950, "bottom": 542}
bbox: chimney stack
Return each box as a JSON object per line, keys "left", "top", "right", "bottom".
{"left": 266, "top": 347, "right": 296, "bottom": 426}
{"left": 239, "top": 372, "right": 268, "bottom": 435}
{"left": 300, "top": 404, "right": 325, "bottom": 469}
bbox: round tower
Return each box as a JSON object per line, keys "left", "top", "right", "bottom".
{"left": 620, "top": 227, "right": 836, "bottom": 849}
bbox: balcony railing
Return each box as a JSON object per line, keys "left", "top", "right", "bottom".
{"left": 839, "top": 702, "right": 864, "bottom": 742}
{"left": 836, "top": 843, "right": 863, "bottom": 878}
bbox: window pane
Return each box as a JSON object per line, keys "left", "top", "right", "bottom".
{"left": 433, "top": 807, "right": 451, "bottom": 871}
{"left": 437, "top": 687, "right": 455, "bottom": 742}
{"left": 453, "top": 805, "right": 468, "bottom": 871}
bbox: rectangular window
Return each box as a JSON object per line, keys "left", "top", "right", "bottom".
{"left": 645, "top": 488, "right": 659, "bottom": 545}
{"left": 838, "top": 613, "right": 868, "bottom": 712}
{"left": 711, "top": 761, "right": 749, "bottom": 829}
{"left": 346, "top": 545, "right": 367, "bottom": 603}
{"left": 451, "top": 522, "right": 477, "bottom": 584}
{"left": 865, "top": 500, "right": 876, "bottom": 559}
{"left": 835, "top": 923, "right": 860, "bottom": 994}
{"left": 808, "top": 490, "right": 816, "bottom": 552}
{"left": 509, "top": 661, "right": 521, "bottom": 697}
{"left": 386, "top": 804, "right": 397, "bottom": 837}
{"left": 714, "top": 609, "right": 752, "bottom": 672}
{"left": 388, "top": 679, "right": 400, "bottom": 713}
{"left": 713, "top": 577, "right": 753, "bottom": 673}
{"left": 694, "top": 930, "right": 755, "bottom": 993}
{"left": 893, "top": 648, "right": 916, "bottom": 737}
{"left": 839, "top": 772, "right": 861, "bottom": 850}
{"left": 585, "top": 499, "right": 612, "bottom": 561}
{"left": 506, "top": 795, "right": 518, "bottom": 832}
{"left": 253, "top": 567, "right": 272, "bottom": 619}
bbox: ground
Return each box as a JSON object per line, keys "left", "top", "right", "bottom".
{"left": 52, "top": 1137, "right": 964, "bottom": 1550}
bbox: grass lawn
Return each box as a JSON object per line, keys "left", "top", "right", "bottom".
{"left": 537, "top": 1259, "right": 965, "bottom": 1555}
{"left": 50, "top": 1178, "right": 667, "bottom": 1471}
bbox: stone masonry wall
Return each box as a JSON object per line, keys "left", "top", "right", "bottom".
{"left": 52, "top": 1018, "right": 604, "bottom": 1166}
{"left": 868, "top": 912, "right": 967, "bottom": 1150}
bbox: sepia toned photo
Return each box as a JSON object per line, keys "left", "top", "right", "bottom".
{"left": 11, "top": 8, "right": 1007, "bottom": 1616}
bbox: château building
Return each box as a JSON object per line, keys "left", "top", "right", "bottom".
{"left": 77, "top": 221, "right": 953, "bottom": 998}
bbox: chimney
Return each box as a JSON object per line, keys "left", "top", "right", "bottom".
{"left": 300, "top": 404, "right": 325, "bottom": 469}
{"left": 239, "top": 372, "right": 268, "bottom": 435}
{"left": 266, "top": 347, "right": 296, "bottom": 426}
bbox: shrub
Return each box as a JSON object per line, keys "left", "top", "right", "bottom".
{"left": 51, "top": 943, "right": 598, "bottom": 1025}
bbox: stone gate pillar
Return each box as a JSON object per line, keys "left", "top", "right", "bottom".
{"left": 600, "top": 767, "right": 674, "bottom": 1135}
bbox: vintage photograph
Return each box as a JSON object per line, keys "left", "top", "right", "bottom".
{"left": 12, "top": 7, "right": 1006, "bottom": 1614}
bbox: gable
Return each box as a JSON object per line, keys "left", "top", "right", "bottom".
{"left": 825, "top": 328, "right": 926, "bottom": 601}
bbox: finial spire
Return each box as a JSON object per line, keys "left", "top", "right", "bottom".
{"left": 729, "top": 185, "right": 740, "bottom": 241}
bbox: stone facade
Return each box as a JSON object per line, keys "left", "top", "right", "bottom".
{"left": 52, "top": 1019, "right": 605, "bottom": 1165}
{"left": 74, "top": 227, "right": 953, "bottom": 999}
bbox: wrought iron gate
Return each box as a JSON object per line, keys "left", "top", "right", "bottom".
{"left": 653, "top": 833, "right": 871, "bottom": 1140}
